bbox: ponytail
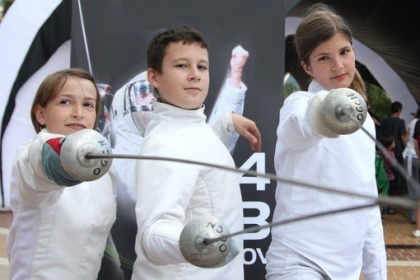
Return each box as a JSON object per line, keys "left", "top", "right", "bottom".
{"left": 350, "top": 69, "right": 366, "bottom": 98}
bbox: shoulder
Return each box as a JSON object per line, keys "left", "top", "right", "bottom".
{"left": 285, "top": 91, "right": 313, "bottom": 101}
{"left": 282, "top": 91, "right": 312, "bottom": 110}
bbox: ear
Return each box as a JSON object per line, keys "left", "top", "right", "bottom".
{"left": 34, "top": 105, "right": 46, "bottom": 126}
{"left": 147, "top": 68, "right": 159, "bottom": 89}
{"left": 301, "top": 61, "right": 313, "bottom": 76}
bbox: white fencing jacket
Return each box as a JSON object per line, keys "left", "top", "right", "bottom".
{"left": 132, "top": 102, "right": 244, "bottom": 280}
{"left": 7, "top": 130, "right": 117, "bottom": 280}
{"left": 267, "top": 81, "right": 387, "bottom": 280}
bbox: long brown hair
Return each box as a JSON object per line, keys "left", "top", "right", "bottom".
{"left": 294, "top": 3, "right": 366, "bottom": 97}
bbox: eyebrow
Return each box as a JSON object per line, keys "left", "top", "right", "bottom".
{"left": 84, "top": 97, "right": 97, "bottom": 101}
{"left": 315, "top": 45, "right": 351, "bottom": 57}
{"left": 173, "top": 57, "right": 209, "bottom": 63}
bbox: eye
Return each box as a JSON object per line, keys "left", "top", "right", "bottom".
{"left": 318, "top": 56, "right": 329, "bottom": 61}
{"left": 198, "top": 65, "right": 208, "bottom": 71}
{"left": 59, "top": 98, "right": 71, "bottom": 105}
{"left": 341, "top": 48, "right": 351, "bottom": 55}
{"left": 84, "top": 102, "right": 96, "bottom": 109}
{"left": 175, "top": 63, "right": 187, "bottom": 68}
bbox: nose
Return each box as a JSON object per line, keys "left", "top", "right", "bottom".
{"left": 73, "top": 103, "right": 84, "bottom": 118}
{"left": 331, "top": 56, "right": 344, "bottom": 72}
{"left": 188, "top": 66, "right": 201, "bottom": 81}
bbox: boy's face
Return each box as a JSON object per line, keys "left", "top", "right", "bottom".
{"left": 148, "top": 41, "right": 209, "bottom": 110}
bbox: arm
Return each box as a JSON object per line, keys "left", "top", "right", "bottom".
{"left": 227, "top": 45, "right": 249, "bottom": 88}
{"left": 401, "top": 133, "right": 408, "bottom": 147}
{"left": 415, "top": 140, "right": 420, "bottom": 159}
{"left": 372, "top": 117, "right": 381, "bottom": 126}
{"left": 400, "top": 120, "right": 408, "bottom": 147}
{"left": 208, "top": 81, "right": 247, "bottom": 153}
{"left": 277, "top": 91, "right": 323, "bottom": 150}
{"left": 413, "top": 120, "right": 420, "bottom": 158}
{"left": 231, "top": 112, "right": 261, "bottom": 152}
{"left": 15, "top": 132, "right": 77, "bottom": 208}
{"left": 208, "top": 45, "right": 249, "bottom": 126}
{"left": 211, "top": 112, "right": 261, "bottom": 152}
{"left": 135, "top": 148, "right": 198, "bottom": 265}
{"left": 207, "top": 45, "right": 249, "bottom": 152}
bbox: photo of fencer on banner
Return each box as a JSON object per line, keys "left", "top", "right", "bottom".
{"left": 71, "top": 0, "right": 284, "bottom": 279}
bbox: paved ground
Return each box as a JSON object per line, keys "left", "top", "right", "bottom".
{"left": 1, "top": 206, "right": 420, "bottom": 279}
{"left": 0, "top": 210, "right": 12, "bottom": 280}
{"left": 381, "top": 206, "right": 420, "bottom": 279}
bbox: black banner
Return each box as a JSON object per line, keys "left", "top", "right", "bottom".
{"left": 71, "top": 1, "right": 285, "bottom": 279}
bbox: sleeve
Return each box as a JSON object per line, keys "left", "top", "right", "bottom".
{"left": 42, "top": 137, "right": 82, "bottom": 186}
{"left": 135, "top": 143, "right": 199, "bottom": 265}
{"left": 15, "top": 134, "right": 67, "bottom": 208}
{"left": 207, "top": 79, "right": 247, "bottom": 151}
{"left": 361, "top": 207, "right": 388, "bottom": 280}
{"left": 277, "top": 91, "right": 323, "bottom": 150}
{"left": 210, "top": 112, "right": 235, "bottom": 147}
{"left": 207, "top": 79, "right": 247, "bottom": 126}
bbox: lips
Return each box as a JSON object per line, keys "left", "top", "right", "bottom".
{"left": 66, "top": 124, "right": 86, "bottom": 130}
{"left": 185, "top": 87, "right": 201, "bottom": 91}
{"left": 332, "top": 73, "right": 346, "bottom": 80}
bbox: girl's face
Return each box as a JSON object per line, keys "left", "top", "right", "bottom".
{"left": 302, "top": 33, "right": 356, "bottom": 90}
{"left": 34, "top": 77, "right": 98, "bottom": 136}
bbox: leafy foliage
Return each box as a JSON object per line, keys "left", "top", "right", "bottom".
{"left": 365, "top": 82, "right": 391, "bottom": 121}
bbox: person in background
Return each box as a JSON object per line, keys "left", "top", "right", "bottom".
{"left": 265, "top": 4, "right": 386, "bottom": 279}
{"left": 380, "top": 101, "right": 407, "bottom": 196}
{"left": 208, "top": 44, "right": 250, "bottom": 152}
{"left": 375, "top": 148, "right": 389, "bottom": 197}
{"left": 378, "top": 135, "right": 397, "bottom": 215}
{"left": 410, "top": 118, "right": 420, "bottom": 238}
{"left": 403, "top": 108, "right": 420, "bottom": 224}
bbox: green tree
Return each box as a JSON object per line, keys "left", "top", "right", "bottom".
{"left": 365, "top": 82, "right": 391, "bottom": 121}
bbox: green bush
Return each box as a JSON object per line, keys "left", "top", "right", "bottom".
{"left": 366, "top": 82, "right": 391, "bottom": 121}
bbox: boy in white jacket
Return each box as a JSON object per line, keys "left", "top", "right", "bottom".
{"left": 132, "top": 26, "right": 247, "bottom": 280}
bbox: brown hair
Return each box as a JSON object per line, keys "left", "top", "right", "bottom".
{"left": 294, "top": 3, "right": 366, "bottom": 97}
{"left": 30, "top": 68, "right": 101, "bottom": 133}
{"left": 379, "top": 135, "right": 395, "bottom": 149}
{"left": 147, "top": 26, "right": 208, "bottom": 74}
